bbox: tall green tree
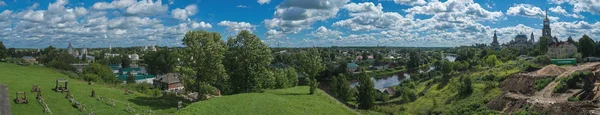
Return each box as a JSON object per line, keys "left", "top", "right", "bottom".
{"left": 294, "top": 48, "right": 325, "bottom": 94}
{"left": 407, "top": 51, "right": 420, "bottom": 70}
{"left": 285, "top": 68, "right": 299, "bottom": 87}
{"left": 126, "top": 71, "right": 135, "bottom": 84}
{"left": 182, "top": 30, "right": 230, "bottom": 94}
{"left": 143, "top": 48, "right": 177, "bottom": 75}
{"left": 0, "top": 41, "right": 6, "bottom": 59}
{"left": 579, "top": 34, "right": 595, "bottom": 57}
{"left": 332, "top": 73, "right": 352, "bottom": 103}
{"left": 224, "top": 30, "right": 272, "bottom": 94}
{"left": 538, "top": 36, "right": 550, "bottom": 55}
{"left": 121, "top": 55, "right": 131, "bottom": 68}
{"left": 357, "top": 68, "right": 375, "bottom": 109}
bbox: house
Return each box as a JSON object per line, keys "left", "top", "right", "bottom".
{"left": 128, "top": 54, "right": 140, "bottom": 61}
{"left": 104, "top": 53, "right": 120, "bottom": 58}
{"left": 22, "top": 56, "right": 37, "bottom": 64}
{"left": 70, "top": 63, "right": 90, "bottom": 73}
{"left": 356, "top": 56, "right": 363, "bottom": 60}
{"left": 347, "top": 62, "right": 359, "bottom": 73}
{"left": 154, "top": 73, "right": 185, "bottom": 92}
{"left": 377, "top": 87, "right": 395, "bottom": 95}
{"left": 546, "top": 42, "right": 577, "bottom": 59}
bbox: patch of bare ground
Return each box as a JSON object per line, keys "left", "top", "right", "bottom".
{"left": 488, "top": 62, "right": 600, "bottom": 114}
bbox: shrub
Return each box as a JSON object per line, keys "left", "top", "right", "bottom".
{"left": 198, "top": 83, "right": 218, "bottom": 100}
{"left": 48, "top": 60, "right": 76, "bottom": 71}
{"left": 81, "top": 74, "right": 103, "bottom": 83}
{"left": 533, "top": 55, "right": 551, "bottom": 65}
{"left": 553, "top": 81, "right": 568, "bottom": 93}
{"left": 568, "top": 96, "right": 580, "bottom": 101}
{"left": 535, "top": 78, "right": 554, "bottom": 91}
{"left": 272, "top": 68, "right": 288, "bottom": 89}
{"left": 286, "top": 68, "right": 299, "bottom": 87}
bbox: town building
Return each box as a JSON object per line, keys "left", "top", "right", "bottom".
{"left": 546, "top": 42, "right": 578, "bottom": 59}
{"left": 22, "top": 56, "right": 37, "bottom": 64}
{"left": 347, "top": 62, "right": 359, "bottom": 73}
{"left": 154, "top": 73, "right": 185, "bottom": 92}
{"left": 503, "top": 33, "right": 535, "bottom": 52}
{"left": 490, "top": 31, "right": 500, "bottom": 50}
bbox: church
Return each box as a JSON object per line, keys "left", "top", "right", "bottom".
{"left": 490, "top": 8, "right": 576, "bottom": 58}
{"left": 67, "top": 42, "right": 95, "bottom": 62}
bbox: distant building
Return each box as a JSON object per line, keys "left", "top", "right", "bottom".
{"left": 22, "top": 56, "right": 37, "bottom": 64}
{"left": 154, "top": 73, "right": 184, "bottom": 91}
{"left": 490, "top": 31, "right": 500, "bottom": 50}
{"left": 503, "top": 33, "right": 535, "bottom": 52}
{"left": 546, "top": 42, "right": 577, "bottom": 59}
{"left": 128, "top": 54, "right": 140, "bottom": 61}
{"left": 347, "top": 62, "right": 359, "bottom": 73}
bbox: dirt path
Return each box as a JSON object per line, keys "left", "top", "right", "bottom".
{"left": 0, "top": 84, "right": 11, "bottom": 115}
{"left": 505, "top": 63, "right": 600, "bottom": 106}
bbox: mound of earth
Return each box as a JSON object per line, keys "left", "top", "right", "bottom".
{"left": 536, "top": 65, "right": 567, "bottom": 75}
{"left": 499, "top": 74, "right": 538, "bottom": 96}
{"left": 486, "top": 93, "right": 528, "bottom": 113}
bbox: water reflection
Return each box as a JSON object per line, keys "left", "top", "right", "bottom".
{"left": 350, "top": 73, "right": 411, "bottom": 89}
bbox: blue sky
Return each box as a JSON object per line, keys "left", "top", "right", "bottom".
{"left": 0, "top": 0, "right": 599, "bottom": 48}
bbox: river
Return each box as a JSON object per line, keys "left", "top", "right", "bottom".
{"left": 350, "top": 73, "right": 411, "bottom": 89}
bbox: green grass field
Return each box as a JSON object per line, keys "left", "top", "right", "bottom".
{"left": 175, "top": 86, "right": 358, "bottom": 115}
{"left": 0, "top": 62, "right": 181, "bottom": 115}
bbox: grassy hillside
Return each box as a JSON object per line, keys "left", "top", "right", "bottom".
{"left": 0, "top": 63, "right": 181, "bottom": 115}
{"left": 175, "top": 86, "right": 358, "bottom": 115}
{"left": 374, "top": 61, "right": 523, "bottom": 114}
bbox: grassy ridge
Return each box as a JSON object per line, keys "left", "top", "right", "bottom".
{"left": 176, "top": 86, "right": 358, "bottom": 115}
{"left": 0, "top": 63, "right": 179, "bottom": 115}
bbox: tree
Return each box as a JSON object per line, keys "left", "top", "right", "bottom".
{"left": 294, "top": 48, "right": 325, "bottom": 94}
{"left": 143, "top": 49, "right": 177, "bottom": 75}
{"left": 485, "top": 55, "right": 500, "bottom": 67}
{"left": 357, "top": 68, "right": 375, "bottom": 109}
{"left": 361, "top": 52, "right": 369, "bottom": 61}
{"left": 458, "top": 76, "right": 473, "bottom": 98}
{"left": 336, "top": 61, "right": 348, "bottom": 75}
{"left": 224, "top": 30, "right": 272, "bottom": 94}
{"left": 407, "top": 51, "right": 420, "bottom": 71}
{"left": 534, "top": 55, "right": 551, "bottom": 65}
{"left": 126, "top": 71, "right": 135, "bottom": 84}
{"left": 83, "top": 63, "right": 118, "bottom": 84}
{"left": 285, "top": 68, "right": 299, "bottom": 87}
{"left": 182, "top": 30, "right": 230, "bottom": 94}
{"left": 332, "top": 73, "right": 352, "bottom": 103}
{"left": 538, "top": 36, "right": 549, "bottom": 55}
{"left": 121, "top": 55, "right": 131, "bottom": 68}
{"left": 579, "top": 34, "right": 595, "bottom": 57}
{"left": 0, "top": 41, "right": 6, "bottom": 59}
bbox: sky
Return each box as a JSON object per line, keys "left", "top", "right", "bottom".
{"left": 0, "top": 0, "right": 599, "bottom": 48}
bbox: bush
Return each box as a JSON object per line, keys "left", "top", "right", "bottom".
{"left": 535, "top": 78, "right": 554, "bottom": 91}
{"left": 198, "top": 83, "right": 218, "bottom": 100}
{"left": 568, "top": 96, "right": 580, "bottom": 101}
{"left": 81, "top": 74, "right": 103, "bottom": 83}
{"left": 533, "top": 55, "right": 551, "bottom": 65}
{"left": 48, "top": 60, "right": 76, "bottom": 71}
{"left": 521, "top": 61, "right": 541, "bottom": 72}
{"left": 286, "top": 68, "right": 299, "bottom": 87}
{"left": 553, "top": 81, "right": 568, "bottom": 93}
{"left": 272, "top": 68, "right": 288, "bottom": 89}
